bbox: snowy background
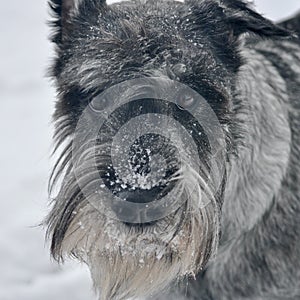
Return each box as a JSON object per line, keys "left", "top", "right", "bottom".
{"left": 0, "top": 1, "right": 298, "bottom": 300}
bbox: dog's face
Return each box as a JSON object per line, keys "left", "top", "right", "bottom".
{"left": 47, "top": 1, "right": 288, "bottom": 299}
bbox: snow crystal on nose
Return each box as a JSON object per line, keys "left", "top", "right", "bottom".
{"left": 118, "top": 150, "right": 168, "bottom": 191}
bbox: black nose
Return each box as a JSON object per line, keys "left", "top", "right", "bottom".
{"left": 100, "top": 133, "right": 179, "bottom": 205}
{"left": 121, "top": 134, "right": 178, "bottom": 203}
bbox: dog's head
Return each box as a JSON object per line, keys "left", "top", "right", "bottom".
{"left": 46, "top": 1, "right": 288, "bottom": 299}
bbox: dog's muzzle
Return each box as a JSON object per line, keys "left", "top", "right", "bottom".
{"left": 72, "top": 78, "right": 226, "bottom": 225}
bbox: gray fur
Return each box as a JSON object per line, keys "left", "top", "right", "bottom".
{"left": 46, "top": 1, "right": 300, "bottom": 299}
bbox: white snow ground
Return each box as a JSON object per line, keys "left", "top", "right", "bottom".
{"left": 0, "top": 1, "right": 298, "bottom": 300}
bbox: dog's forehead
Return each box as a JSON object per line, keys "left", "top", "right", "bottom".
{"left": 57, "top": 0, "right": 232, "bottom": 94}
{"left": 72, "top": 0, "right": 207, "bottom": 52}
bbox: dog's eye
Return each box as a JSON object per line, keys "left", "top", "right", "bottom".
{"left": 89, "top": 94, "right": 109, "bottom": 112}
{"left": 176, "top": 95, "right": 197, "bottom": 110}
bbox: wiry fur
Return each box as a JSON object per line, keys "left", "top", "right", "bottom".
{"left": 46, "top": 1, "right": 300, "bottom": 299}
{"left": 55, "top": 165, "right": 219, "bottom": 300}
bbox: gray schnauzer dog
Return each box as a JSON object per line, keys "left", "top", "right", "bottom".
{"left": 46, "top": 0, "right": 300, "bottom": 299}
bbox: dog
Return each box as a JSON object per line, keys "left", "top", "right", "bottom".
{"left": 46, "top": 0, "right": 300, "bottom": 299}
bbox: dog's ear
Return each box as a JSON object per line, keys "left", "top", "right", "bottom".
{"left": 187, "top": 0, "right": 290, "bottom": 39}
{"left": 49, "top": 0, "right": 106, "bottom": 44}
{"left": 49, "top": 0, "right": 82, "bottom": 44}
{"left": 220, "top": 0, "right": 290, "bottom": 38}
{"left": 186, "top": 0, "right": 290, "bottom": 71}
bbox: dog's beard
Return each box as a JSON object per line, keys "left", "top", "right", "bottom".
{"left": 47, "top": 141, "right": 221, "bottom": 300}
